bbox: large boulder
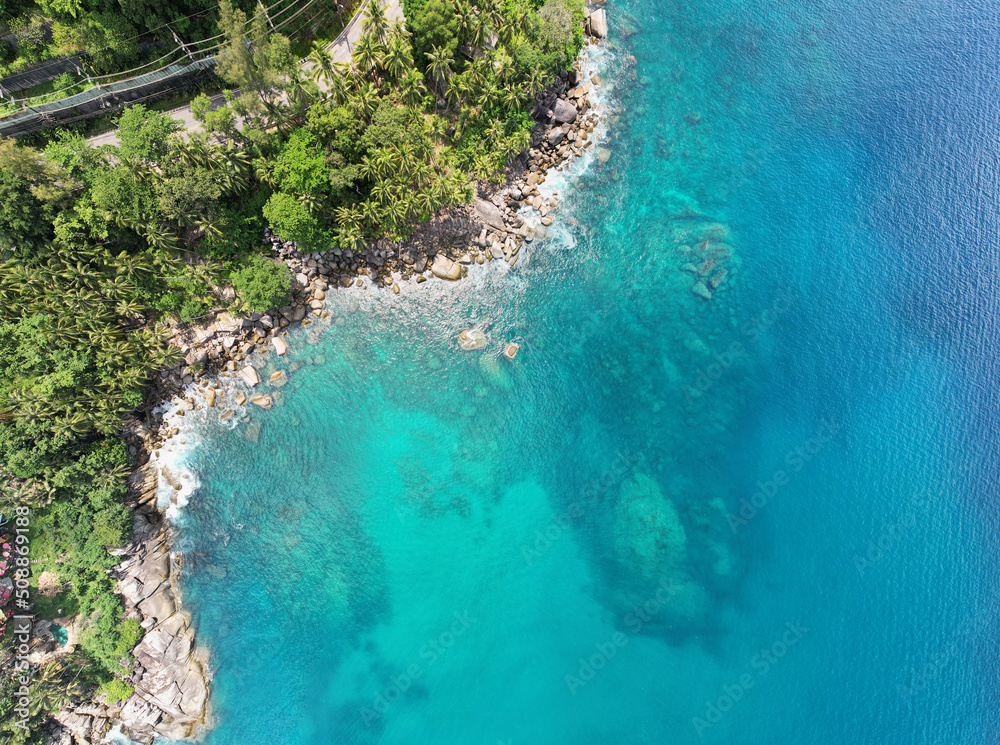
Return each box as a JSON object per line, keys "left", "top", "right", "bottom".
{"left": 588, "top": 8, "right": 608, "bottom": 38}
{"left": 552, "top": 99, "right": 578, "bottom": 123}
{"left": 431, "top": 254, "right": 462, "bottom": 281}
{"left": 474, "top": 198, "right": 505, "bottom": 231}
{"left": 137, "top": 588, "right": 175, "bottom": 624}
{"left": 239, "top": 365, "right": 261, "bottom": 387}
{"left": 547, "top": 126, "right": 568, "bottom": 146}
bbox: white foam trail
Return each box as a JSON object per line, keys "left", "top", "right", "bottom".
{"left": 519, "top": 42, "right": 616, "bottom": 252}
{"left": 148, "top": 389, "right": 204, "bottom": 524}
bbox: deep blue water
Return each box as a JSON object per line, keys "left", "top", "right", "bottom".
{"left": 161, "top": 0, "right": 1000, "bottom": 743}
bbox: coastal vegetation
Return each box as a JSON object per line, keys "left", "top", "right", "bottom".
{"left": 0, "top": 0, "right": 585, "bottom": 739}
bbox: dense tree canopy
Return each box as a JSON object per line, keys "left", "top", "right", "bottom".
{"left": 1, "top": 0, "right": 587, "bottom": 739}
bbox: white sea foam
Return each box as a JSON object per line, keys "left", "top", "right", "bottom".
{"left": 148, "top": 390, "right": 204, "bottom": 524}
{"left": 518, "top": 42, "right": 616, "bottom": 252}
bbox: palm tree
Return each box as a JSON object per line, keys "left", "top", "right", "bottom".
{"left": 400, "top": 69, "right": 427, "bottom": 107}
{"left": 479, "top": 80, "right": 500, "bottom": 111}
{"left": 502, "top": 85, "right": 525, "bottom": 111}
{"left": 285, "top": 70, "right": 316, "bottom": 116}
{"left": 455, "top": 1, "right": 474, "bottom": 38}
{"left": 299, "top": 191, "right": 321, "bottom": 214}
{"left": 415, "top": 187, "right": 437, "bottom": 216}
{"left": 362, "top": 0, "right": 389, "bottom": 44}
{"left": 469, "top": 16, "right": 490, "bottom": 51}
{"left": 336, "top": 223, "right": 365, "bottom": 253}
{"left": 526, "top": 70, "right": 546, "bottom": 96}
{"left": 426, "top": 46, "right": 454, "bottom": 94}
{"left": 444, "top": 77, "right": 462, "bottom": 110}
{"left": 327, "top": 63, "right": 352, "bottom": 105}
{"left": 353, "top": 81, "right": 380, "bottom": 121}
{"left": 382, "top": 36, "right": 411, "bottom": 83}
{"left": 383, "top": 196, "right": 409, "bottom": 228}
{"left": 371, "top": 181, "right": 392, "bottom": 205}
{"left": 353, "top": 32, "right": 381, "bottom": 80}
{"left": 307, "top": 44, "right": 335, "bottom": 89}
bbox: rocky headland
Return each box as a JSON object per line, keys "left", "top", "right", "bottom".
{"left": 50, "top": 20, "right": 614, "bottom": 745}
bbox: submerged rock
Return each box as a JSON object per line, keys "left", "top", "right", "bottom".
{"left": 614, "top": 474, "right": 688, "bottom": 579}
{"left": 691, "top": 282, "right": 713, "bottom": 300}
{"left": 245, "top": 419, "right": 262, "bottom": 442}
{"left": 609, "top": 473, "right": 712, "bottom": 629}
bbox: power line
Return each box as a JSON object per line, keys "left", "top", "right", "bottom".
{"left": 2, "top": 0, "right": 319, "bottom": 105}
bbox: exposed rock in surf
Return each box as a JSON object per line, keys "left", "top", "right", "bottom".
{"left": 458, "top": 328, "right": 488, "bottom": 350}
{"left": 239, "top": 366, "right": 261, "bottom": 387}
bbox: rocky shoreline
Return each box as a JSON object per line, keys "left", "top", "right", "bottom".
{"left": 52, "top": 22, "right": 612, "bottom": 745}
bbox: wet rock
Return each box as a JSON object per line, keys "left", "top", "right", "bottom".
{"left": 235, "top": 393, "right": 247, "bottom": 406}
{"left": 272, "top": 337, "right": 288, "bottom": 356}
{"left": 458, "top": 328, "right": 488, "bottom": 350}
{"left": 432, "top": 255, "right": 462, "bottom": 281}
{"left": 250, "top": 394, "right": 273, "bottom": 409}
{"left": 239, "top": 366, "right": 261, "bottom": 387}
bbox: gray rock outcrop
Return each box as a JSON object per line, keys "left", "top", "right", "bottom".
{"left": 587, "top": 8, "right": 608, "bottom": 38}
{"left": 474, "top": 197, "right": 506, "bottom": 231}
{"left": 552, "top": 99, "right": 579, "bottom": 123}
{"left": 113, "top": 507, "right": 210, "bottom": 742}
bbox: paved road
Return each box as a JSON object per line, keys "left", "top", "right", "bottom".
{"left": 87, "top": 0, "right": 402, "bottom": 148}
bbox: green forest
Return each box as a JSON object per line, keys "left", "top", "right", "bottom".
{"left": 0, "top": 0, "right": 585, "bottom": 740}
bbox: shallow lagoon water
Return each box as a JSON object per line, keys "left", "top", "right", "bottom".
{"left": 165, "top": 0, "right": 1000, "bottom": 743}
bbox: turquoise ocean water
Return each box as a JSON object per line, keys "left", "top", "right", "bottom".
{"left": 162, "top": 0, "right": 1000, "bottom": 742}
